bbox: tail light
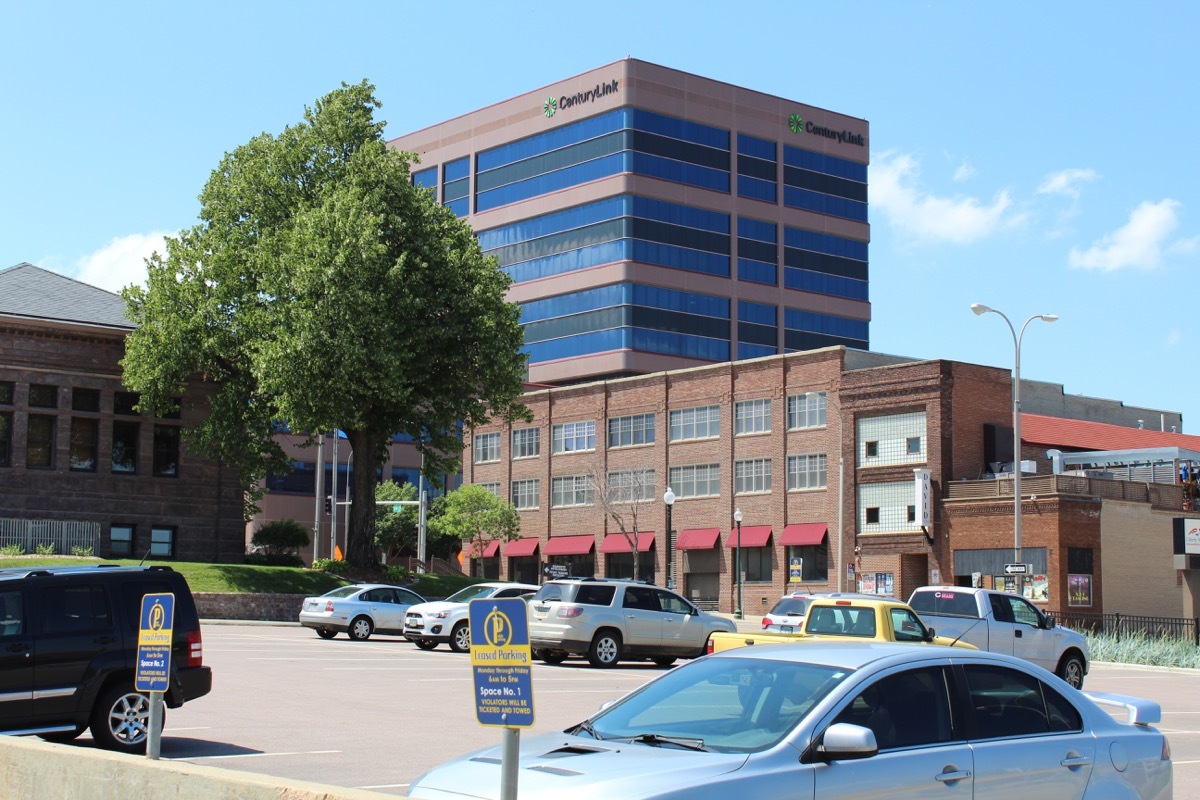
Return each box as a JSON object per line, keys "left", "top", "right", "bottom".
{"left": 556, "top": 606, "right": 584, "bottom": 619}
{"left": 761, "top": 617, "right": 771, "bottom": 629}
{"left": 1162, "top": 737, "right": 1172, "bottom": 761}
{"left": 325, "top": 600, "right": 335, "bottom": 612}
{"left": 706, "top": 638, "right": 714, "bottom": 655}
{"left": 187, "top": 628, "right": 204, "bottom": 668}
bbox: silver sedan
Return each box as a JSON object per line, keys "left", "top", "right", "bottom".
{"left": 298, "top": 583, "right": 425, "bottom": 641}
{"left": 407, "top": 642, "right": 1171, "bottom": 799}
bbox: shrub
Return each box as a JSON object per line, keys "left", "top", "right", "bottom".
{"left": 385, "top": 565, "right": 412, "bottom": 583}
{"left": 251, "top": 519, "right": 310, "bottom": 556}
{"left": 71, "top": 546, "right": 95, "bottom": 557}
{"left": 312, "top": 557, "right": 350, "bottom": 574}
{"left": 34, "top": 543, "right": 56, "bottom": 556}
{"left": 245, "top": 552, "right": 305, "bottom": 567}
{"left": 0, "top": 544, "right": 24, "bottom": 556}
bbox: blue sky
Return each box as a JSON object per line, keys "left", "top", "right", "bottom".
{"left": 3, "top": 1, "right": 1197, "bottom": 429}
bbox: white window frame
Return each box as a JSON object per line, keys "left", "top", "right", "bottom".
{"left": 734, "top": 458, "right": 772, "bottom": 494}
{"left": 552, "top": 421, "right": 595, "bottom": 454}
{"left": 474, "top": 432, "right": 501, "bottom": 463}
{"left": 607, "top": 413, "right": 655, "bottom": 448}
{"left": 786, "top": 391, "right": 827, "bottom": 429}
{"left": 668, "top": 464, "right": 721, "bottom": 498}
{"left": 551, "top": 474, "right": 594, "bottom": 507}
{"left": 735, "top": 398, "right": 772, "bottom": 435}
{"left": 669, "top": 405, "right": 720, "bottom": 442}
{"left": 511, "top": 479, "right": 540, "bottom": 509}
{"left": 512, "top": 428, "right": 540, "bottom": 459}
{"left": 607, "top": 469, "right": 656, "bottom": 503}
{"left": 787, "top": 453, "right": 828, "bottom": 491}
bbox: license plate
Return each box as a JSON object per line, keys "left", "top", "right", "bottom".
{"left": 781, "top": 625, "right": 793, "bottom": 633}
{"left": 406, "top": 616, "right": 420, "bottom": 626}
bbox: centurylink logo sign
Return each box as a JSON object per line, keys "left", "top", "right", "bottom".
{"left": 543, "top": 79, "right": 619, "bottom": 119}
{"left": 790, "top": 111, "right": 865, "bottom": 147}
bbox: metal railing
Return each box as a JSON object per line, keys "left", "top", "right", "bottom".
{"left": 1048, "top": 610, "right": 1200, "bottom": 646}
{"left": 0, "top": 518, "right": 101, "bottom": 555}
{"left": 947, "top": 474, "right": 1186, "bottom": 510}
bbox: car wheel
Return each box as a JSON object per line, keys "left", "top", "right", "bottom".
{"left": 414, "top": 639, "right": 438, "bottom": 651}
{"left": 539, "top": 650, "right": 568, "bottom": 665}
{"left": 1058, "top": 654, "right": 1086, "bottom": 689}
{"left": 349, "top": 616, "right": 374, "bottom": 641}
{"left": 651, "top": 656, "right": 676, "bottom": 667}
{"left": 90, "top": 684, "right": 161, "bottom": 754}
{"left": 316, "top": 628, "right": 337, "bottom": 639}
{"left": 449, "top": 622, "right": 471, "bottom": 653}
{"left": 587, "top": 629, "right": 623, "bottom": 668}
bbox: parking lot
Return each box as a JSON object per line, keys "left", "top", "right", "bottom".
{"left": 69, "top": 623, "right": 1200, "bottom": 797}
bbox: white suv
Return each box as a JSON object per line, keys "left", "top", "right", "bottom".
{"left": 403, "top": 582, "right": 539, "bottom": 652}
{"left": 528, "top": 579, "right": 736, "bottom": 668}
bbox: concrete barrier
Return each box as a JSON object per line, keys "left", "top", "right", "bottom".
{"left": 0, "top": 735, "right": 393, "bottom": 800}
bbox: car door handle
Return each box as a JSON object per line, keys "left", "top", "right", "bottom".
{"left": 6, "top": 642, "right": 29, "bottom": 654}
{"left": 1060, "top": 755, "right": 1091, "bottom": 768}
{"left": 1015, "top": 630, "right": 1023, "bottom": 638}
{"left": 935, "top": 769, "right": 971, "bottom": 783}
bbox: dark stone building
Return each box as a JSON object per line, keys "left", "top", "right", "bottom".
{"left": 0, "top": 263, "right": 244, "bottom": 562}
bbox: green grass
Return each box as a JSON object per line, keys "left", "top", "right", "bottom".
{"left": 0, "top": 557, "right": 478, "bottom": 598}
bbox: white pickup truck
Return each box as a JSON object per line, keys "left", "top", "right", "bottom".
{"left": 908, "top": 586, "right": 1090, "bottom": 688}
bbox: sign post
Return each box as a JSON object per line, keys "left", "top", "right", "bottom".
{"left": 135, "top": 592, "right": 174, "bottom": 759}
{"left": 470, "top": 598, "right": 534, "bottom": 800}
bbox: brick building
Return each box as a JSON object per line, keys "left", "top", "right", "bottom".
{"left": 461, "top": 345, "right": 1194, "bottom": 618}
{"left": 0, "top": 263, "right": 245, "bottom": 561}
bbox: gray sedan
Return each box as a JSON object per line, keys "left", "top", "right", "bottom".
{"left": 407, "top": 642, "right": 1171, "bottom": 799}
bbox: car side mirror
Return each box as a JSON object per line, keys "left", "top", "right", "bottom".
{"left": 815, "top": 723, "right": 878, "bottom": 762}
{"left": 925, "top": 626, "right": 936, "bottom": 641}
{"left": 1042, "top": 615, "right": 1056, "bottom": 630}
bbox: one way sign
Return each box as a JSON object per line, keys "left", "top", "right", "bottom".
{"left": 1003, "top": 563, "right": 1029, "bottom": 575}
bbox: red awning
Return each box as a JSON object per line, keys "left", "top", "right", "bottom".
{"left": 542, "top": 535, "right": 596, "bottom": 556}
{"left": 599, "top": 532, "right": 656, "bottom": 554}
{"left": 504, "top": 537, "right": 540, "bottom": 558}
{"left": 468, "top": 540, "right": 500, "bottom": 558}
{"left": 675, "top": 528, "right": 720, "bottom": 550}
{"left": 781, "top": 523, "right": 828, "bottom": 547}
{"left": 727, "top": 525, "right": 772, "bottom": 548}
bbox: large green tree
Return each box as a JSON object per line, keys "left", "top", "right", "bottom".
{"left": 121, "top": 81, "right": 528, "bottom": 568}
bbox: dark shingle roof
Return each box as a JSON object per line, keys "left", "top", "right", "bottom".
{"left": 0, "top": 263, "right": 133, "bottom": 330}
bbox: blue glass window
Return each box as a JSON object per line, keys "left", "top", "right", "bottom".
{"left": 783, "top": 186, "right": 868, "bottom": 222}
{"left": 412, "top": 166, "right": 438, "bottom": 192}
{"left": 738, "top": 343, "right": 777, "bottom": 360}
{"left": 474, "top": 108, "right": 731, "bottom": 212}
{"left": 738, "top": 133, "right": 777, "bottom": 161}
{"left": 737, "top": 175, "right": 777, "bottom": 203}
{"left": 784, "top": 268, "right": 869, "bottom": 301}
{"left": 739, "top": 300, "right": 776, "bottom": 326}
{"left": 784, "top": 226, "right": 868, "bottom": 262}
{"left": 444, "top": 158, "right": 470, "bottom": 182}
{"left": 782, "top": 145, "right": 867, "bottom": 182}
{"left": 784, "top": 308, "right": 869, "bottom": 350}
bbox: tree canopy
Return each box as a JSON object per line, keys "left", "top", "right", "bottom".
{"left": 429, "top": 484, "right": 521, "bottom": 576}
{"left": 121, "top": 81, "right": 529, "bottom": 567}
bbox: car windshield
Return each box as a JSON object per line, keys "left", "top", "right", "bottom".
{"left": 446, "top": 585, "right": 500, "bottom": 603}
{"left": 580, "top": 657, "right": 850, "bottom": 753}
{"left": 324, "top": 586, "right": 365, "bottom": 599}
{"left": 769, "top": 597, "right": 812, "bottom": 616}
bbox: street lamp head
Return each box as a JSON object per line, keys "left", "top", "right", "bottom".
{"left": 733, "top": 507, "right": 743, "bottom": 524}
{"left": 1038, "top": 314, "right": 1059, "bottom": 323}
{"left": 970, "top": 303, "right": 994, "bottom": 316}
{"left": 663, "top": 486, "right": 675, "bottom": 506}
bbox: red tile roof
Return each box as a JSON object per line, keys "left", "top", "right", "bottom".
{"left": 1021, "top": 414, "right": 1200, "bottom": 452}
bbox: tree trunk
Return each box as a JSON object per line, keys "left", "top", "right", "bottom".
{"left": 346, "top": 429, "right": 384, "bottom": 568}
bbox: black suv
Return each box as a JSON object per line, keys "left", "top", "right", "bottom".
{"left": 0, "top": 564, "right": 212, "bottom": 753}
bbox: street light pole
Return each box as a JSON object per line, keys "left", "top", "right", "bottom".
{"left": 971, "top": 304, "right": 1058, "bottom": 568}
{"left": 663, "top": 487, "right": 676, "bottom": 590}
{"left": 807, "top": 392, "right": 846, "bottom": 592}
{"left": 733, "top": 507, "right": 743, "bottom": 620}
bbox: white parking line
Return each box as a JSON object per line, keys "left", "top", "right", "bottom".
{"left": 181, "top": 750, "right": 342, "bottom": 760}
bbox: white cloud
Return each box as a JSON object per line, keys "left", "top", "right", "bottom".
{"left": 952, "top": 161, "right": 975, "bottom": 182}
{"left": 1036, "top": 168, "right": 1099, "bottom": 199}
{"left": 1067, "top": 199, "right": 1183, "bottom": 271}
{"left": 71, "top": 232, "right": 170, "bottom": 293}
{"left": 1167, "top": 329, "right": 1182, "bottom": 348}
{"left": 870, "top": 151, "right": 1023, "bottom": 244}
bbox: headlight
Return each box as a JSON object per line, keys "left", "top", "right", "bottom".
{"left": 432, "top": 610, "right": 452, "bottom": 619}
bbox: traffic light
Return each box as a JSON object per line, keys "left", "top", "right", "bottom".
{"left": 324, "top": 496, "right": 332, "bottom": 514}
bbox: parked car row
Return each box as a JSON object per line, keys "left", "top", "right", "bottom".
{"left": 299, "top": 578, "right": 737, "bottom": 668}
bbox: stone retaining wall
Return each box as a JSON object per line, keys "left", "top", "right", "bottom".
{"left": 193, "top": 592, "right": 307, "bottom": 621}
